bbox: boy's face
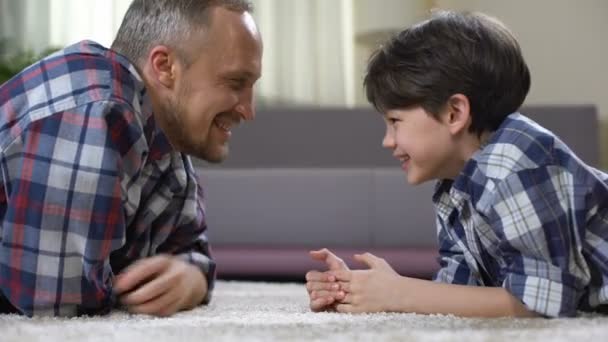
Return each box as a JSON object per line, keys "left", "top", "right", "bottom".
{"left": 382, "top": 106, "right": 459, "bottom": 185}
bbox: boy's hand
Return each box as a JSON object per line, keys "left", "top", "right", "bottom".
{"left": 306, "top": 248, "right": 349, "bottom": 312}
{"left": 114, "top": 254, "right": 208, "bottom": 317}
{"left": 331, "top": 252, "right": 402, "bottom": 313}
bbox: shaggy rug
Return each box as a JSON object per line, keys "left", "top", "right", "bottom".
{"left": 1, "top": 280, "right": 608, "bottom": 341}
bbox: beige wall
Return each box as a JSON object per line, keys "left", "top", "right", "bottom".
{"left": 435, "top": 0, "right": 608, "bottom": 117}
{"left": 435, "top": 0, "right": 608, "bottom": 168}
{"left": 353, "top": 0, "right": 431, "bottom": 106}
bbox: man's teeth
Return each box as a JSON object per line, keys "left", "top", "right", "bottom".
{"left": 215, "top": 121, "right": 231, "bottom": 131}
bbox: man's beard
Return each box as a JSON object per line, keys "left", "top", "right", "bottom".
{"left": 156, "top": 94, "right": 224, "bottom": 163}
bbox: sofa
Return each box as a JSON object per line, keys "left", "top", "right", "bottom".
{"left": 194, "top": 105, "right": 599, "bottom": 280}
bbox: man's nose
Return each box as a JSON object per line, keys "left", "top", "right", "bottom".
{"left": 236, "top": 88, "right": 255, "bottom": 121}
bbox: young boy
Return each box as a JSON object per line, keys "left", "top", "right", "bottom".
{"left": 305, "top": 11, "right": 608, "bottom": 318}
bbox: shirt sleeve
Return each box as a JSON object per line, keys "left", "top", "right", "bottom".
{"left": 433, "top": 215, "right": 482, "bottom": 286}
{"left": 155, "top": 158, "right": 216, "bottom": 304}
{"left": 0, "top": 101, "right": 146, "bottom": 317}
{"left": 487, "top": 166, "right": 590, "bottom": 317}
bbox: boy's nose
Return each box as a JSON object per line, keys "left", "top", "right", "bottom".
{"left": 382, "top": 133, "right": 395, "bottom": 149}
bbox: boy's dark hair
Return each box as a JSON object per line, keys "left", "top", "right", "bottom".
{"left": 112, "top": 0, "right": 253, "bottom": 67}
{"left": 364, "top": 11, "right": 530, "bottom": 136}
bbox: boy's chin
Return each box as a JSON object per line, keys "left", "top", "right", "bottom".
{"left": 406, "top": 172, "right": 431, "bottom": 185}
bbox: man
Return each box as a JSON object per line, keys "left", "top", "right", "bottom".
{"left": 0, "top": 0, "right": 262, "bottom": 317}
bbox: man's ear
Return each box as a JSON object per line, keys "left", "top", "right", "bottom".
{"left": 444, "top": 94, "right": 471, "bottom": 135}
{"left": 146, "top": 45, "right": 178, "bottom": 89}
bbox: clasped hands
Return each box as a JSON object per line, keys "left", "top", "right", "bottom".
{"left": 305, "top": 248, "right": 402, "bottom": 313}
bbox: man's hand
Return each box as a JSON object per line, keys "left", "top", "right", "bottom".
{"left": 114, "top": 254, "right": 207, "bottom": 316}
{"left": 331, "top": 252, "right": 402, "bottom": 313}
{"left": 305, "top": 248, "right": 349, "bottom": 312}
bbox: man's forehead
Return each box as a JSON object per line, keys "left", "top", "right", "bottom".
{"left": 241, "top": 11, "right": 259, "bottom": 36}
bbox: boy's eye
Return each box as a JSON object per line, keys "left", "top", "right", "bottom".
{"left": 388, "top": 118, "right": 399, "bottom": 124}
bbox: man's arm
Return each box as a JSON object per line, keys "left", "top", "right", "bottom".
{"left": 114, "top": 158, "right": 215, "bottom": 315}
{"left": 0, "top": 101, "right": 144, "bottom": 317}
{"left": 113, "top": 254, "right": 208, "bottom": 316}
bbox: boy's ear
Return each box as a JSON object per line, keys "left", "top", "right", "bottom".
{"left": 444, "top": 94, "right": 471, "bottom": 135}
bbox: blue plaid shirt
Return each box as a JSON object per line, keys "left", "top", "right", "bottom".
{"left": 433, "top": 113, "right": 608, "bottom": 317}
{"left": 0, "top": 41, "right": 215, "bottom": 317}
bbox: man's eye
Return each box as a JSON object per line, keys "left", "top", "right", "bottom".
{"left": 229, "top": 79, "right": 246, "bottom": 90}
{"left": 388, "top": 118, "right": 398, "bottom": 124}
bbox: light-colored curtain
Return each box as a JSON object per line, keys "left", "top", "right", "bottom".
{"left": 2, "top": 0, "right": 427, "bottom": 107}
{"left": 0, "top": 0, "right": 50, "bottom": 53}
{"left": 252, "top": 0, "right": 430, "bottom": 107}
{"left": 48, "top": 0, "right": 131, "bottom": 48}
{"left": 252, "top": 0, "right": 356, "bottom": 107}
{"left": 0, "top": 0, "right": 129, "bottom": 52}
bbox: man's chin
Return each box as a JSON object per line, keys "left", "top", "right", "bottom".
{"left": 196, "top": 147, "right": 229, "bottom": 164}
{"left": 202, "top": 155, "right": 227, "bottom": 164}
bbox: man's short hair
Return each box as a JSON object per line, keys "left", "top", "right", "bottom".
{"left": 364, "top": 10, "right": 531, "bottom": 136}
{"left": 112, "top": 0, "right": 253, "bottom": 66}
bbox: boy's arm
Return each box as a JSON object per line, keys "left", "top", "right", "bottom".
{"left": 434, "top": 214, "right": 480, "bottom": 286}
{"left": 487, "top": 167, "right": 592, "bottom": 317}
{"left": 401, "top": 278, "right": 538, "bottom": 317}
{"left": 331, "top": 253, "right": 537, "bottom": 317}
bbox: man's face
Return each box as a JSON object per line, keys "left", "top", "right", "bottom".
{"left": 158, "top": 7, "right": 263, "bottom": 162}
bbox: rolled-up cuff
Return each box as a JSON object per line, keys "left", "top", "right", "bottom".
{"left": 503, "top": 273, "right": 578, "bottom": 317}
{"left": 177, "top": 252, "right": 216, "bottom": 304}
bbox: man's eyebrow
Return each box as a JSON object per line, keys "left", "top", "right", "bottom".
{"left": 223, "top": 70, "right": 260, "bottom": 80}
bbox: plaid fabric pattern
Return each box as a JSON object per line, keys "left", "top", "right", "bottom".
{"left": 0, "top": 41, "right": 215, "bottom": 317}
{"left": 433, "top": 113, "right": 608, "bottom": 317}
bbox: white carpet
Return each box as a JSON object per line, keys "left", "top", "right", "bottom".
{"left": 1, "top": 280, "right": 608, "bottom": 342}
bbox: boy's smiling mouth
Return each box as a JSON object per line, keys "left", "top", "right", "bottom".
{"left": 396, "top": 155, "right": 411, "bottom": 171}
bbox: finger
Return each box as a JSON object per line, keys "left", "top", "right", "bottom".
{"left": 310, "top": 249, "right": 348, "bottom": 271}
{"left": 120, "top": 272, "right": 173, "bottom": 305}
{"left": 353, "top": 252, "right": 384, "bottom": 269}
{"left": 310, "top": 296, "right": 334, "bottom": 312}
{"left": 306, "top": 281, "right": 340, "bottom": 292}
{"left": 114, "top": 256, "right": 170, "bottom": 294}
{"left": 311, "top": 290, "right": 345, "bottom": 300}
{"left": 309, "top": 248, "right": 332, "bottom": 261}
{"left": 305, "top": 271, "right": 336, "bottom": 283}
{"left": 341, "top": 293, "right": 354, "bottom": 304}
{"left": 127, "top": 290, "right": 181, "bottom": 317}
{"left": 329, "top": 270, "right": 352, "bottom": 282}
{"left": 335, "top": 303, "right": 356, "bottom": 314}
{"left": 338, "top": 281, "right": 351, "bottom": 292}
